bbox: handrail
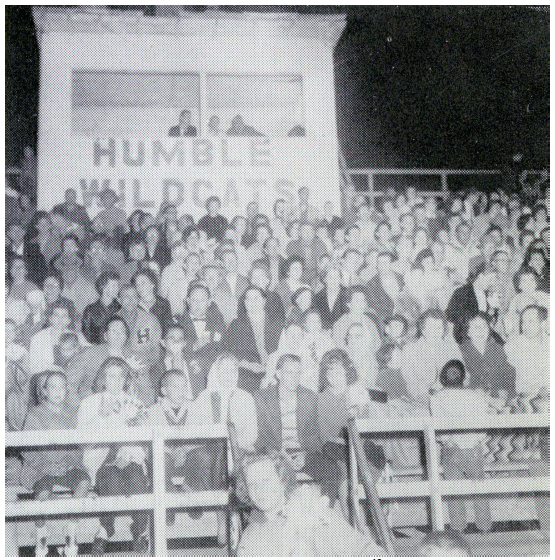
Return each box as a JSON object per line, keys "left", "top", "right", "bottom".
{"left": 348, "top": 412, "right": 549, "bottom": 533}
{"left": 355, "top": 413, "right": 549, "bottom": 433}
{"left": 346, "top": 418, "right": 396, "bottom": 556}
{"left": 5, "top": 424, "right": 229, "bottom": 556}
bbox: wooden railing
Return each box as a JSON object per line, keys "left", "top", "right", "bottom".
{"left": 5, "top": 424, "right": 229, "bottom": 557}
{"left": 346, "top": 168, "right": 502, "bottom": 203}
{"left": 347, "top": 413, "right": 549, "bottom": 532}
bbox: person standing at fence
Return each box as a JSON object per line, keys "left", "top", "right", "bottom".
{"left": 429, "top": 360, "right": 492, "bottom": 534}
{"left": 77, "top": 357, "right": 150, "bottom": 555}
{"left": 21, "top": 371, "right": 91, "bottom": 557}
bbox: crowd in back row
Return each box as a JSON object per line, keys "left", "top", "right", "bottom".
{"left": 5, "top": 182, "right": 550, "bottom": 553}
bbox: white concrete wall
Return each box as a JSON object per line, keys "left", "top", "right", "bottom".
{"left": 37, "top": 28, "right": 342, "bottom": 219}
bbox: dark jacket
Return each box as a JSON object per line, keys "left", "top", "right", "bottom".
{"left": 197, "top": 214, "right": 229, "bottom": 242}
{"left": 313, "top": 286, "right": 350, "bottom": 330}
{"left": 223, "top": 311, "right": 284, "bottom": 393}
{"left": 145, "top": 242, "right": 171, "bottom": 272}
{"left": 460, "top": 336, "right": 516, "bottom": 397}
{"left": 445, "top": 283, "right": 479, "bottom": 343}
{"left": 237, "top": 289, "right": 286, "bottom": 327}
{"left": 144, "top": 296, "right": 174, "bottom": 336}
{"left": 365, "top": 272, "right": 404, "bottom": 324}
{"left": 81, "top": 299, "right": 122, "bottom": 344}
{"left": 168, "top": 124, "right": 197, "bottom": 137}
{"left": 253, "top": 385, "right": 322, "bottom": 454}
{"left": 176, "top": 301, "right": 226, "bottom": 343}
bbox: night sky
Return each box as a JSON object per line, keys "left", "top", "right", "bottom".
{"left": 5, "top": 5, "right": 550, "bottom": 171}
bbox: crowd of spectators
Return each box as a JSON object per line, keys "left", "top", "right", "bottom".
{"left": 5, "top": 181, "right": 550, "bottom": 555}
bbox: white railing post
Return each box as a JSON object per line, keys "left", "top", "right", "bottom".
{"left": 152, "top": 426, "right": 168, "bottom": 557}
{"left": 423, "top": 424, "right": 444, "bottom": 531}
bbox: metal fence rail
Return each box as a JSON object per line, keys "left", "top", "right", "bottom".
{"left": 347, "top": 167, "right": 502, "bottom": 203}
{"left": 5, "top": 424, "right": 228, "bottom": 557}
{"left": 348, "top": 413, "right": 549, "bottom": 531}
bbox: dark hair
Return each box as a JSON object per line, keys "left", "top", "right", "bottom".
{"left": 377, "top": 250, "right": 395, "bottom": 262}
{"left": 59, "top": 332, "right": 79, "bottom": 347}
{"left": 284, "top": 255, "right": 304, "bottom": 276}
{"left": 513, "top": 266, "right": 538, "bottom": 293}
{"left": 519, "top": 304, "right": 547, "bottom": 334}
{"left": 90, "top": 233, "right": 109, "bottom": 248}
{"left": 273, "top": 198, "right": 285, "bottom": 216}
{"left": 44, "top": 271, "right": 64, "bottom": 291}
{"left": 384, "top": 314, "right": 408, "bottom": 336}
{"left": 187, "top": 282, "right": 211, "bottom": 300}
{"left": 417, "top": 309, "right": 447, "bottom": 337}
{"left": 319, "top": 348, "right": 358, "bottom": 393}
{"left": 439, "top": 359, "right": 465, "bottom": 388}
{"left": 62, "top": 233, "right": 81, "bottom": 253}
{"left": 412, "top": 248, "right": 434, "bottom": 270}
{"left": 182, "top": 226, "right": 200, "bottom": 243}
{"left": 39, "top": 370, "right": 67, "bottom": 403}
{"left": 95, "top": 271, "right": 120, "bottom": 296}
{"left": 94, "top": 356, "right": 132, "bottom": 393}
{"left": 160, "top": 369, "right": 185, "bottom": 391}
{"left": 237, "top": 451, "right": 298, "bottom": 506}
{"left": 49, "top": 298, "right": 75, "bottom": 327}
{"left": 244, "top": 285, "right": 267, "bottom": 301}
{"left": 374, "top": 220, "right": 392, "bottom": 239}
{"left": 132, "top": 268, "right": 159, "bottom": 292}
{"left": 301, "top": 307, "right": 321, "bottom": 327}
{"left": 519, "top": 228, "right": 535, "bottom": 245}
{"left": 418, "top": 530, "right": 471, "bottom": 556}
{"left": 533, "top": 204, "right": 548, "bottom": 218}
{"left": 524, "top": 247, "right": 547, "bottom": 268}
{"left": 275, "top": 353, "right": 301, "bottom": 372}
{"left": 205, "top": 195, "right": 221, "bottom": 208}
{"left": 104, "top": 316, "right": 130, "bottom": 342}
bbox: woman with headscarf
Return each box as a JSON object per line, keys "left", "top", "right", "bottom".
{"left": 188, "top": 353, "right": 257, "bottom": 545}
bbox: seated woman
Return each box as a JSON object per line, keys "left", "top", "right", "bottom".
{"left": 317, "top": 349, "right": 386, "bottom": 519}
{"left": 275, "top": 256, "right": 309, "bottom": 316}
{"left": 188, "top": 353, "right": 258, "bottom": 544}
{"left": 285, "top": 286, "right": 313, "bottom": 327}
{"left": 77, "top": 357, "right": 150, "bottom": 555}
{"left": 236, "top": 451, "right": 385, "bottom": 557}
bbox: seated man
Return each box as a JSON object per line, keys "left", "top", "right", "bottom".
{"left": 22, "top": 371, "right": 91, "bottom": 557}
{"left": 253, "top": 354, "right": 340, "bottom": 506}
{"left": 168, "top": 109, "right": 197, "bottom": 137}
{"left": 236, "top": 451, "right": 384, "bottom": 557}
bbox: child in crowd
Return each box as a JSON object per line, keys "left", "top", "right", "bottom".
{"left": 77, "top": 357, "right": 150, "bottom": 555}
{"left": 21, "top": 371, "right": 91, "bottom": 557}
{"left": 430, "top": 360, "right": 492, "bottom": 534}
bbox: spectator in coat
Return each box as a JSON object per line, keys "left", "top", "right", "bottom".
{"left": 460, "top": 312, "right": 516, "bottom": 397}
{"left": 197, "top": 196, "right": 228, "bottom": 242}
{"left": 312, "top": 265, "right": 350, "bottom": 330}
{"left": 365, "top": 251, "right": 404, "bottom": 324}
{"left": 133, "top": 268, "right": 174, "bottom": 336}
{"left": 82, "top": 271, "right": 122, "bottom": 345}
{"left": 446, "top": 266, "right": 498, "bottom": 343}
{"left": 224, "top": 286, "right": 284, "bottom": 393}
{"left": 143, "top": 225, "right": 171, "bottom": 275}
{"left": 286, "top": 222, "right": 327, "bottom": 284}
{"left": 252, "top": 354, "right": 340, "bottom": 505}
